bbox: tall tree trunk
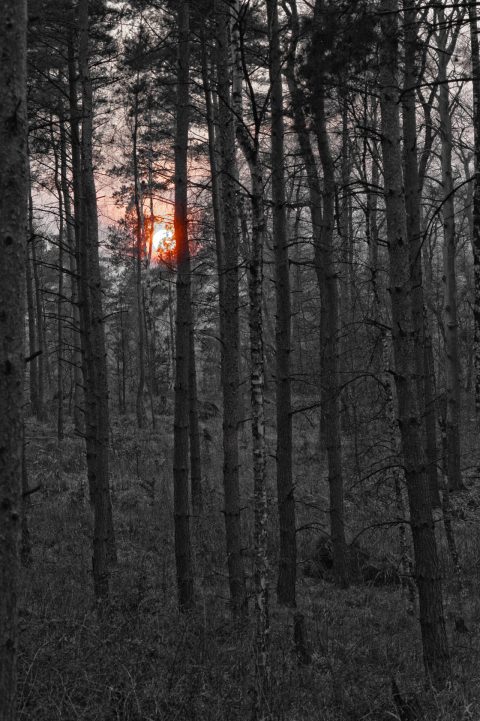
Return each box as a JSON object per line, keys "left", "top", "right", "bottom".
{"left": 379, "top": 0, "right": 450, "bottom": 686}
{"left": 30, "top": 190, "right": 46, "bottom": 420}
{"left": 216, "top": 0, "right": 247, "bottom": 616}
{"left": 173, "top": 0, "right": 195, "bottom": 611}
{"left": 231, "top": 3, "right": 270, "bottom": 705}
{"left": 0, "top": 1, "right": 28, "bottom": 716}
{"left": 402, "top": 0, "right": 440, "bottom": 507}
{"left": 26, "top": 223, "right": 39, "bottom": 416}
{"left": 189, "top": 314, "right": 203, "bottom": 514}
{"left": 132, "top": 86, "right": 147, "bottom": 429}
{"left": 266, "top": 0, "right": 297, "bottom": 608}
{"left": 469, "top": 2, "right": 480, "bottom": 419}
{"left": 437, "top": 26, "right": 463, "bottom": 491}
{"left": 59, "top": 110, "right": 84, "bottom": 435}
{"left": 77, "top": 0, "right": 117, "bottom": 600}
{"left": 52, "top": 118, "right": 65, "bottom": 442}
{"left": 310, "top": 1, "right": 348, "bottom": 586}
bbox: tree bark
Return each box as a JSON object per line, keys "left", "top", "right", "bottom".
{"left": 379, "top": 0, "right": 450, "bottom": 686}
{"left": 266, "top": 0, "right": 297, "bottom": 608}
{"left": 132, "top": 85, "right": 147, "bottom": 429}
{"left": 0, "top": 1, "right": 28, "bottom": 716}
{"left": 215, "top": 0, "right": 247, "bottom": 616}
{"left": 402, "top": 0, "right": 440, "bottom": 507}
{"left": 173, "top": 0, "right": 195, "bottom": 611}
{"left": 469, "top": 1, "right": 480, "bottom": 419}
{"left": 437, "top": 39, "right": 463, "bottom": 492}
{"left": 77, "top": 0, "right": 117, "bottom": 600}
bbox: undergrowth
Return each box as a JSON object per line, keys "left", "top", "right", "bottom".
{"left": 17, "top": 413, "right": 480, "bottom": 720}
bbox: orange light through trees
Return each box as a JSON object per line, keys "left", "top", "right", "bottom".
{"left": 144, "top": 215, "right": 176, "bottom": 263}
{"left": 153, "top": 221, "right": 175, "bottom": 260}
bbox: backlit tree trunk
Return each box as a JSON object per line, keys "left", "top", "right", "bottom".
{"left": 77, "top": 0, "right": 117, "bottom": 600}
{"left": 0, "top": 1, "right": 28, "bottom": 716}
{"left": 379, "top": 0, "right": 450, "bottom": 686}
{"left": 173, "top": 0, "right": 195, "bottom": 611}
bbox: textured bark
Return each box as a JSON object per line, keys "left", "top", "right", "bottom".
{"left": 469, "top": 2, "right": 480, "bottom": 419}
{"left": 52, "top": 120, "right": 65, "bottom": 442}
{"left": 76, "top": 0, "right": 117, "bottom": 599}
{"left": 437, "top": 24, "right": 463, "bottom": 491}
{"left": 26, "top": 223, "right": 38, "bottom": 416}
{"left": 216, "top": 0, "right": 247, "bottom": 615}
{"left": 402, "top": 0, "right": 440, "bottom": 507}
{"left": 232, "top": 4, "right": 270, "bottom": 706}
{"left": 189, "top": 317, "right": 203, "bottom": 514}
{"left": 0, "top": 1, "right": 28, "bottom": 716}
{"left": 30, "top": 192, "right": 46, "bottom": 420}
{"left": 132, "top": 88, "right": 147, "bottom": 430}
{"left": 173, "top": 0, "right": 195, "bottom": 611}
{"left": 379, "top": 0, "right": 450, "bottom": 686}
{"left": 59, "top": 111, "right": 84, "bottom": 435}
{"left": 285, "top": 0, "right": 347, "bottom": 587}
{"left": 267, "top": 0, "right": 297, "bottom": 608}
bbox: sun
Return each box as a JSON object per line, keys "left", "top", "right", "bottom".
{"left": 152, "top": 221, "right": 175, "bottom": 261}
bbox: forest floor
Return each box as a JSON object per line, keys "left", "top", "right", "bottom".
{"left": 17, "top": 411, "right": 480, "bottom": 721}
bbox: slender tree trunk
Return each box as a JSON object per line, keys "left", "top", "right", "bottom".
{"left": 59, "top": 110, "right": 84, "bottom": 435}
{"left": 469, "top": 2, "right": 480, "bottom": 419}
{"left": 402, "top": 0, "right": 440, "bottom": 507}
{"left": 231, "top": 4, "right": 270, "bottom": 706}
{"left": 26, "top": 227, "right": 38, "bottom": 416}
{"left": 77, "top": 0, "right": 117, "bottom": 600}
{"left": 379, "top": 0, "right": 450, "bottom": 686}
{"left": 308, "top": 1, "right": 348, "bottom": 585}
{"left": 189, "top": 313, "right": 203, "bottom": 514}
{"left": 132, "top": 88, "right": 147, "bottom": 429}
{"left": 266, "top": 0, "right": 297, "bottom": 607}
{"left": 52, "top": 119, "right": 65, "bottom": 442}
{"left": 216, "top": 0, "right": 247, "bottom": 616}
{"left": 173, "top": 0, "right": 195, "bottom": 611}
{"left": 30, "top": 190, "right": 46, "bottom": 420}
{"left": 437, "top": 35, "right": 463, "bottom": 491}
{"left": 0, "top": 1, "right": 28, "bottom": 715}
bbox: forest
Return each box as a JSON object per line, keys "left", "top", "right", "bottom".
{"left": 2, "top": 0, "right": 480, "bottom": 718}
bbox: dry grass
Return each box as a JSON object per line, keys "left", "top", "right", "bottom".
{"left": 17, "top": 412, "right": 480, "bottom": 720}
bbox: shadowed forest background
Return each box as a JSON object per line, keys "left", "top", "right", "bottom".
{"left": 4, "top": 0, "right": 480, "bottom": 719}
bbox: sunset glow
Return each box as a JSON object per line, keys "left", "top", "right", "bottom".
{"left": 152, "top": 221, "right": 175, "bottom": 260}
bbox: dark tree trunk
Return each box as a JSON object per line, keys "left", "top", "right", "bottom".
{"left": 267, "top": 0, "right": 297, "bottom": 608}
{"left": 402, "top": 0, "right": 440, "bottom": 507}
{"left": 379, "top": 0, "right": 450, "bottom": 686}
{"left": 75, "top": 0, "right": 117, "bottom": 601}
{"left": 0, "top": 1, "right": 28, "bottom": 715}
{"left": 215, "top": 0, "right": 247, "bottom": 616}
{"left": 469, "top": 2, "right": 480, "bottom": 419}
{"left": 173, "top": 0, "right": 195, "bottom": 611}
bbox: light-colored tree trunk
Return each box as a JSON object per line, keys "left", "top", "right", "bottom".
{"left": 379, "top": 0, "right": 450, "bottom": 687}
{"left": 266, "top": 0, "right": 297, "bottom": 608}
{"left": 231, "top": 4, "right": 270, "bottom": 707}
{"left": 173, "top": 0, "right": 195, "bottom": 611}
{"left": 0, "top": 1, "right": 28, "bottom": 716}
